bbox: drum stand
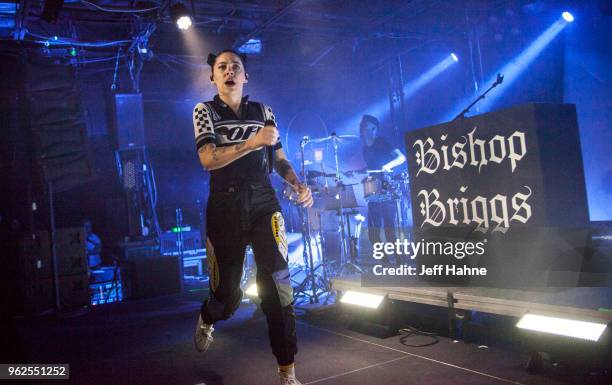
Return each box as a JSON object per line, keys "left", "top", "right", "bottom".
{"left": 292, "top": 137, "right": 332, "bottom": 304}
{"left": 395, "top": 173, "right": 412, "bottom": 241}
{"left": 327, "top": 134, "right": 361, "bottom": 275}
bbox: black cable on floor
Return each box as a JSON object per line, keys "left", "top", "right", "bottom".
{"left": 398, "top": 326, "right": 439, "bottom": 347}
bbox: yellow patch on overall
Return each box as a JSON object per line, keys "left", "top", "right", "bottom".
{"left": 271, "top": 212, "right": 288, "bottom": 260}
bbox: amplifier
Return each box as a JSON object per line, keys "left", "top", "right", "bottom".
{"left": 20, "top": 279, "right": 54, "bottom": 315}
{"left": 20, "top": 273, "right": 89, "bottom": 314}
{"left": 120, "top": 239, "right": 160, "bottom": 261}
{"left": 55, "top": 227, "right": 88, "bottom": 276}
{"left": 19, "top": 228, "right": 88, "bottom": 280}
{"left": 121, "top": 255, "right": 181, "bottom": 299}
{"left": 19, "top": 231, "right": 52, "bottom": 280}
{"left": 59, "top": 274, "right": 90, "bottom": 309}
{"left": 160, "top": 230, "right": 202, "bottom": 254}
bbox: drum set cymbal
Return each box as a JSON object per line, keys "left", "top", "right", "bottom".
{"left": 309, "top": 133, "right": 359, "bottom": 144}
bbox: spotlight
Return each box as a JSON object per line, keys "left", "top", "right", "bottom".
{"left": 562, "top": 11, "right": 574, "bottom": 22}
{"left": 443, "top": 16, "right": 570, "bottom": 120}
{"left": 170, "top": 3, "right": 193, "bottom": 30}
{"left": 516, "top": 313, "right": 607, "bottom": 342}
{"left": 516, "top": 313, "right": 611, "bottom": 373}
{"left": 451, "top": 53, "right": 458, "bottom": 62}
{"left": 340, "top": 290, "right": 385, "bottom": 309}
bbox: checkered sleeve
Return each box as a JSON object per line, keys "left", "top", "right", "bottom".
{"left": 262, "top": 103, "right": 282, "bottom": 150}
{"left": 193, "top": 102, "right": 216, "bottom": 151}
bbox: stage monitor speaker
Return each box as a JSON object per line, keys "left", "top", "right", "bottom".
{"left": 113, "top": 94, "right": 145, "bottom": 150}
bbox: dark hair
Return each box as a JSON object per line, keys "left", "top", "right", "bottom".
{"left": 360, "top": 114, "right": 379, "bottom": 128}
{"left": 207, "top": 49, "right": 247, "bottom": 71}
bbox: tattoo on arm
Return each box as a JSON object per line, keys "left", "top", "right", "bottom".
{"left": 276, "top": 159, "right": 299, "bottom": 184}
{"left": 276, "top": 159, "right": 291, "bottom": 177}
{"left": 211, "top": 146, "right": 229, "bottom": 162}
{"left": 199, "top": 142, "right": 251, "bottom": 169}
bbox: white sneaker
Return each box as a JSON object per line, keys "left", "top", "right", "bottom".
{"left": 279, "top": 366, "right": 302, "bottom": 385}
{"left": 194, "top": 314, "right": 214, "bottom": 352}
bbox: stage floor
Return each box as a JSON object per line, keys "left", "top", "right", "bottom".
{"left": 332, "top": 275, "right": 612, "bottom": 322}
{"left": 12, "top": 289, "right": 610, "bottom": 385}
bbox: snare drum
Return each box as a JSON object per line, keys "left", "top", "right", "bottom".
{"left": 362, "top": 175, "right": 394, "bottom": 202}
{"left": 362, "top": 176, "right": 384, "bottom": 198}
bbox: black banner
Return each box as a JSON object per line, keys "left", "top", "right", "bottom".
{"left": 363, "top": 103, "right": 603, "bottom": 288}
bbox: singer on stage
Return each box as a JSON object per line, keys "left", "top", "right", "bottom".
{"left": 192, "top": 49, "right": 312, "bottom": 385}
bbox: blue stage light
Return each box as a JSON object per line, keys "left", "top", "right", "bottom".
{"left": 237, "top": 38, "right": 262, "bottom": 54}
{"left": 451, "top": 53, "right": 458, "bottom": 62}
{"left": 337, "top": 54, "right": 458, "bottom": 134}
{"left": 562, "top": 11, "right": 574, "bottom": 23}
{"left": 443, "top": 17, "right": 570, "bottom": 121}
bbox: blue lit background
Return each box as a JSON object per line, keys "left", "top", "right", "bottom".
{"left": 31, "top": 0, "right": 610, "bottom": 237}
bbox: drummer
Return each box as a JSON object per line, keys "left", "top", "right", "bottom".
{"left": 359, "top": 114, "right": 406, "bottom": 265}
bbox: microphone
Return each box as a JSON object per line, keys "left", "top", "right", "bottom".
{"left": 264, "top": 119, "right": 276, "bottom": 174}
{"left": 495, "top": 73, "right": 504, "bottom": 86}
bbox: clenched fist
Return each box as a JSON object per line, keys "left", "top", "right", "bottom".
{"left": 293, "top": 182, "right": 313, "bottom": 208}
{"left": 247, "top": 124, "right": 279, "bottom": 150}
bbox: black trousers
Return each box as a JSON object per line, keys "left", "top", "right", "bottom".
{"left": 367, "top": 199, "right": 403, "bottom": 264}
{"left": 202, "top": 185, "right": 297, "bottom": 366}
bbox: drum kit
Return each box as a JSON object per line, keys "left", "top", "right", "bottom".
{"left": 280, "top": 133, "right": 412, "bottom": 304}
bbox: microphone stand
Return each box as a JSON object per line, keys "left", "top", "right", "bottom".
{"left": 453, "top": 73, "right": 504, "bottom": 121}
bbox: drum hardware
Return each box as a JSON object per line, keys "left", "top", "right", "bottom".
{"left": 289, "top": 136, "right": 336, "bottom": 304}
{"left": 312, "top": 133, "right": 359, "bottom": 276}
{"left": 342, "top": 210, "right": 362, "bottom": 274}
{"left": 306, "top": 170, "right": 336, "bottom": 179}
{"left": 282, "top": 132, "right": 417, "bottom": 284}
{"left": 309, "top": 133, "right": 359, "bottom": 144}
{"left": 362, "top": 172, "right": 398, "bottom": 203}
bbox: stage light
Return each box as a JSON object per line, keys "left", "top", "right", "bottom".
{"left": 337, "top": 54, "right": 458, "bottom": 134}
{"left": 177, "top": 16, "right": 192, "bottom": 30}
{"left": 340, "top": 290, "right": 385, "bottom": 309}
{"left": 245, "top": 284, "right": 258, "bottom": 297}
{"left": 170, "top": 3, "right": 193, "bottom": 30}
{"left": 451, "top": 53, "right": 458, "bottom": 62}
{"left": 403, "top": 54, "right": 458, "bottom": 100}
{"left": 237, "top": 38, "right": 262, "bottom": 54}
{"left": 562, "top": 11, "right": 574, "bottom": 22}
{"left": 516, "top": 314, "right": 607, "bottom": 342}
{"left": 443, "top": 16, "right": 570, "bottom": 121}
